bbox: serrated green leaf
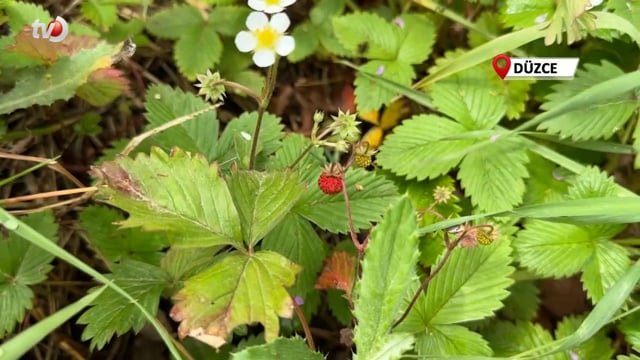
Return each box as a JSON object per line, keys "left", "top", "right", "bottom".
{"left": 266, "top": 133, "right": 324, "bottom": 183}
{"left": 396, "top": 14, "right": 435, "bottom": 64}
{"left": 208, "top": 6, "right": 251, "bottom": 36}
{"left": 360, "top": 333, "right": 415, "bottom": 360}
{"left": 294, "top": 167, "right": 399, "bottom": 233}
{"left": 93, "top": 147, "right": 243, "bottom": 248}
{"left": 565, "top": 166, "right": 619, "bottom": 200}
{"left": 227, "top": 169, "right": 306, "bottom": 247}
{"left": 376, "top": 114, "right": 474, "bottom": 181}
{"left": 289, "top": 22, "right": 320, "bottom": 63}
{"left": 514, "top": 220, "right": 594, "bottom": 277}
{"left": 523, "top": 154, "right": 568, "bottom": 205}
{"left": 458, "top": 136, "right": 530, "bottom": 212}
{"left": 501, "top": 280, "right": 540, "bottom": 321}
{"left": 231, "top": 337, "right": 324, "bottom": 360}
{"left": 398, "top": 239, "right": 514, "bottom": 332}
{"left": 214, "top": 112, "right": 284, "bottom": 169}
{"left": 262, "top": 213, "right": 325, "bottom": 303}
{"left": 310, "top": 0, "right": 345, "bottom": 25}
{"left": 79, "top": 205, "right": 168, "bottom": 265}
{"left": 500, "top": 0, "right": 555, "bottom": 30}
{"left": 0, "top": 211, "right": 57, "bottom": 338}
{"left": 429, "top": 70, "right": 506, "bottom": 130}
{"left": 483, "top": 320, "right": 563, "bottom": 359}
{"left": 555, "top": 315, "right": 614, "bottom": 360}
{"left": 537, "top": 61, "right": 637, "bottom": 140}
{"left": 354, "top": 197, "right": 419, "bottom": 359}
{"left": 144, "top": 84, "right": 220, "bottom": 161}
{"left": 4, "top": 1, "right": 50, "bottom": 33}
{"left": 81, "top": 0, "right": 117, "bottom": 29}
{"left": 172, "top": 251, "right": 301, "bottom": 347}
{"left": 327, "top": 289, "right": 352, "bottom": 326}
{"left": 0, "top": 42, "right": 121, "bottom": 114}
{"left": 354, "top": 60, "right": 414, "bottom": 112}
{"left": 609, "top": 0, "right": 640, "bottom": 31}
{"left": 414, "top": 324, "right": 492, "bottom": 357}
{"left": 146, "top": 5, "right": 204, "bottom": 39}
{"left": 619, "top": 311, "right": 640, "bottom": 352}
{"left": 77, "top": 260, "right": 168, "bottom": 350}
{"left": 581, "top": 240, "right": 630, "bottom": 303}
{"left": 332, "top": 13, "right": 399, "bottom": 59}
{"left": 175, "top": 24, "right": 223, "bottom": 80}
{"left": 161, "top": 247, "right": 220, "bottom": 293}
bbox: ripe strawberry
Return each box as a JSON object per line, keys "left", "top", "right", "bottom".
{"left": 318, "top": 163, "right": 345, "bottom": 195}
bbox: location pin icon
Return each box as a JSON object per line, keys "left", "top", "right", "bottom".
{"left": 492, "top": 54, "right": 511, "bottom": 79}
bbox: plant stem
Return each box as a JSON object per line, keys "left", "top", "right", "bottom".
{"left": 249, "top": 58, "right": 280, "bottom": 170}
{"left": 392, "top": 232, "right": 461, "bottom": 328}
{"left": 218, "top": 80, "right": 261, "bottom": 105}
{"left": 342, "top": 178, "right": 365, "bottom": 256}
{"left": 291, "top": 295, "right": 315, "bottom": 350}
{"left": 288, "top": 127, "right": 334, "bottom": 169}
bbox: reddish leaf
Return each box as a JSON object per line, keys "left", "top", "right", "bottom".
{"left": 315, "top": 251, "right": 356, "bottom": 297}
{"left": 6, "top": 25, "right": 68, "bottom": 64}
{"left": 76, "top": 68, "right": 131, "bottom": 106}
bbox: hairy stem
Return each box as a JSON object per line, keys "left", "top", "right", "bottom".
{"left": 291, "top": 295, "right": 315, "bottom": 350}
{"left": 342, "top": 178, "right": 365, "bottom": 256}
{"left": 249, "top": 58, "right": 280, "bottom": 170}
{"left": 288, "top": 127, "right": 334, "bottom": 169}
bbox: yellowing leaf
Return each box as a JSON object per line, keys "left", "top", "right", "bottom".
{"left": 170, "top": 251, "right": 301, "bottom": 349}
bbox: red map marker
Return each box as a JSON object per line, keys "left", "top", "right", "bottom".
{"left": 492, "top": 54, "right": 511, "bottom": 79}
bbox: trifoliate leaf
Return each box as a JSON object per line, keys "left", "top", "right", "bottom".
{"left": 514, "top": 220, "right": 594, "bottom": 278}
{"left": 79, "top": 205, "right": 168, "bottom": 265}
{"left": 332, "top": 13, "right": 399, "bottom": 59}
{"left": 294, "top": 167, "right": 399, "bottom": 233}
{"left": 354, "top": 197, "right": 419, "bottom": 359}
{"left": 483, "top": 320, "right": 563, "bottom": 359}
{"left": 208, "top": 6, "right": 251, "bottom": 36}
{"left": 537, "top": 61, "right": 637, "bottom": 140}
{"left": 501, "top": 280, "right": 540, "bottom": 321}
{"left": 161, "top": 247, "right": 220, "bottom": 293}
{"left": 231, "top": 337, "right": 324, "bottom": 360}
{"left": 581, "top": 240, "right": 630, "bottom": 303}
{"left": 555, "top": 315, "right": 614, "bottom": 360}
{"left": 0, "top": 211, "right": 57, "bottom": 338}
{"left": 396, "top": 14, "right": 435, "bottom": 64}
{"left": 0, "top": 41, "right": 121, "bottom": 114}
{"left": 171, "top": 251, "right": 301, "bottom": 348}
{"left": 414, "top": 324, "right": 492, "bottom": 357}
{"left": 144, "top": 84, "right": 220, "bottom": 161}
{"left": 619, "top": 312, "right": 640, "bottom": 352}
{"left": 146, "top": 5, "right": 204, "bottom": 39}
{"left": 81, "top": 0, "right": 117, "bottom": 29}
{"left": 175, "top": 24, "right": 223, "bottom": 80}
{"left": 523, "top": 154, "right": 568, "bottom": 205}
{"left": 458, "top": 136, "right": 530, "bottom": 212}
{"left": 214, "top": 112, "right": 284, "bottom": 169}
{"left": 398, "top": 239, "right": 514, "bottom": 333}
{"left": 429, "top": 65, "right": 506, "bottom": 130}
{"left": 92, "top": 147, "right": 243, "bottom": 248}
{"left": 354, "top": 60, "right": 415, "bottom": 112}
{"left": 376, "top": 114, "right": 474, "bottom": 181}
{"left": 262, "top": 213, "right": 326, "bottom": 303}
{"left": 359, "top": 333, "right": 415, "bottom": 360}
{"left": 77, "top": 260, "right": 169, "bottom": 350}
{"left": 500, "top": 0, "right": 555, "bottom": 30}
{"left": 227, "top": 169, "right": 306, "bottom": 247}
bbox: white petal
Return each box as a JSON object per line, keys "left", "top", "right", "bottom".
{"left": 263, "top": 5, "right": 284, "bottom": 13}
{"left": 586, "top": 0, "right": 603, "bottom": 9}
{"left": 246, "top": 11, "right": 268, "bottom": 31}
{"left": 275, "top": 36, "right": 294, "bottom": 56}
{"left": 270, "top": 13, "right": 290, "bottom": 32}
{"left": 235, "top": 31, "right": 257, "bottom": 52}
{"left": 253, "top": 49, "right": 276, "bottom": 67}
{"left": 247, "top": 0, "right": 266, "bottom": 11}
{"left": 281, "top": 0, "right": 296, "bottom": 6}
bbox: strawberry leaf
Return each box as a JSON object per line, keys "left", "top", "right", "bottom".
{"left": 232, "top": 337, "right": 324, "bottom": 359}
{"left": 171, "top": 251, "right": 301, "bottom": 348}
{"left": 77, "top": 260, "right": 169, "bottom": 350}
{"left": 315, "top": 251, "right": 356, "bottom": 296}
{"left": 92, "top": 147, "right": 243, "bottom": 248}
{"left": 76, "top": 68, "right": 131, "bottom": 106}
{"left": 227, "top": 169, "right": 306, "bottom": 247}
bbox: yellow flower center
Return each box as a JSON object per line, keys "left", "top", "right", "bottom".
{"left": 253, "top": 27, "right": 279, "bottom": 49}
{"left": 265, "top": 0, "right": 280, "bottom": 4}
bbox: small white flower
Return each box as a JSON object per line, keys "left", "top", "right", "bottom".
{"left": 248, "top": 0, "right": 296, "bottom": 14}
{"left": 235, "top": 11, "right": 295, "bottom": 68}
{"left": 585, "top": 0, "right": 603, "bottom": 10}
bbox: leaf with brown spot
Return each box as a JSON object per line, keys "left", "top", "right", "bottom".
{"left": 170, "top": 251, "right": 300, "bottom": 349}
{"left": 77, "top": 68, "right": 131, "bottom": 106}
{"left": 315, "top": 251, "right": 356, "bottom": 297}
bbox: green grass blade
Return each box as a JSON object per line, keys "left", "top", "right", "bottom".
{"left": 0, "top": 209, "right": 183, "bottom": 360}
{"left": 521, "top": 132, "right": 635, "bottom": 154}
{"left": 0, "top": 287, "right": 105, "bottom": 360}
{"left": 0, "top": 158, "right": 58, "bottom": 189}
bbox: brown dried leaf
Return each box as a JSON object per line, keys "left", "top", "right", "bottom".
{"left": 315, "top": 251, "right": 356, "bottom": 297}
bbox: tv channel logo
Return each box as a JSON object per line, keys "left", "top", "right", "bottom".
{"left": 492, "top": 54, "right": 579, "bottom": 80}
{"left": 31, "top": 16, "right": 69, "bottom": 43}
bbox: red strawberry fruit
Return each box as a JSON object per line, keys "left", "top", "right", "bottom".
{"left": 318, "top": 163, "right": 345, "bottom": 195}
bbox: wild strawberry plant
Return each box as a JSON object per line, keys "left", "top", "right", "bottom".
{"left": 1, "top": 0, "right": 640, "bottom": 359}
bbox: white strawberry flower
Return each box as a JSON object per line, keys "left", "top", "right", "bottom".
{"left": 248, "top": 0, "right": 296, "bottom": 14}
{"left": 235, "top": 11, "right": 295, "bottom": 68}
